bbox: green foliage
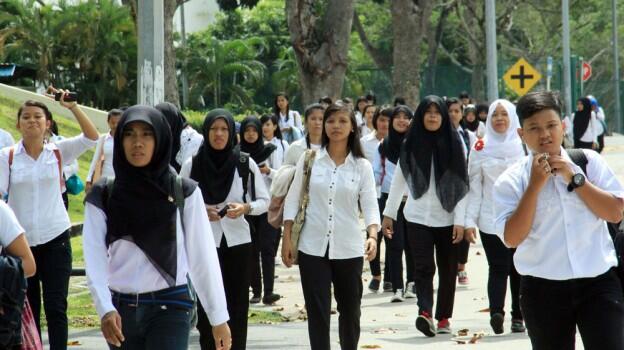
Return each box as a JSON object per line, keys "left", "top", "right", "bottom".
{"left": 0, "top": 0, "right": 137, "bottom": 109}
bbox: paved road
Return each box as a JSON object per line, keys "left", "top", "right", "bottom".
{"left": 57, "top": 135, "right": 624, "bottom": 349}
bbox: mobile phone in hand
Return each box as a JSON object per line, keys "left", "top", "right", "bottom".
{"left": 218, "top": 205, "right": 230, "bottom": 218}
{"left": 54, "top": 92, "right": 78, "bottom": 102}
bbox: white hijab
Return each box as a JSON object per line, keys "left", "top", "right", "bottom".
{"left": 479, "top": 99, "right": 525, "bottom": 160}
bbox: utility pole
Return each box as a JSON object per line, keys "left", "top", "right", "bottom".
{"left": 485, "top": 0, "right": 498, "bottom": 102}
{"left": 612, "top": 0, "right": 621, "bottom": 133}
{"left": 562, "top": 0, "right": 572, "bottom": 118}
{"left": 180, "top": 2, "right": 189, "bottom": 109}
{"left": 137, "top": 0, "right": 165, "bottom": 106}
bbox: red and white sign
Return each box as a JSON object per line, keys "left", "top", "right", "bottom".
{"left": 582, "top": 62, "right": 592, "bottom": 82}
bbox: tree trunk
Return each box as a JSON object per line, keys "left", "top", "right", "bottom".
{"left": 424, "top": 2, "right": 452, "bottom": 93}
{"left": 286, "top": 0, "right": 355, "bottom": 105}
{"left": 391, "top": 0, "right": 434, "bottom": 108}
{"left": 163, "top": 0, "right": 181, "bottom": 107}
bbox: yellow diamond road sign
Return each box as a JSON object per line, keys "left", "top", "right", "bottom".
{"left": 503, "top": 58, "right": 542, "bottom": 96}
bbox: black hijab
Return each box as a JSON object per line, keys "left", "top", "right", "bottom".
{"left": 379, "top": 105, "right": 412, "bottom": 164}
{"left": 191, "top": 109, "right": 239, "bottom": 205}
{"left": 239, "top": 116, "right": 276, "bottom": 164}
{"left": 155, "top": 102, "right": 188, "bottom": 172}
{"left": 573, "top": 97, "right": 592, "bottom": 143}
{"left": 399, "top": 95, "right": 469, "bottom": 212}
{"left": 85, "top": 105, "right": 196, "bottom": 287}
{"left": 461, "top": 104, "right": 480, "bottom": 132}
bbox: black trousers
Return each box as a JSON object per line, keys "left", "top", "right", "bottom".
{"left": 248, "top": 213, "right": 281, "bottom": 296}
{"left": 407, "top": 223, "right": 458, "bottom": 320}
{"left": 520, "top": 269, "right": 624, "bottom": 350}
{"left": 370, "top": 196, "right": 390, "bottom": 281}
{"left": 458, "top": 240, "right": 470, "bottom": 265}
{"left": 480, "top": 232, "right": 522, "bottom": 319}
{"left": 298, "top": 251, "right": 363, "bottom": 350}
{"left": 387, "top": 201, "right": 414, "bottom": 292}
{"left": 27, "top": 230, "right": 72, "bottom": 350}
{"left": 197, "top": 239, "right": 252, "bottom": 350}
{"left": 597, "top": 133, "right": 605, "bottom": 153}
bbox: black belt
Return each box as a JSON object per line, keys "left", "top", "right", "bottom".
{"left": 111, "top": 285, "right": 194, "bottom": 309}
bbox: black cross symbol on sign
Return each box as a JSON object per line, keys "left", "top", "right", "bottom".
{"left": 511, "top": 65, "right": 534, "bottom": 89}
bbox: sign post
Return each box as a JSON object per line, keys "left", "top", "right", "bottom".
{"left": 546, "top": 56, "right": 553, "bottom": 91}
{"left": 503, "top": 58, "right": 543, "bottom": 97}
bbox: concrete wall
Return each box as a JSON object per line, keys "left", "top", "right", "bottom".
{"left": 0, "top": 83, "right": 109, "bottom": 132}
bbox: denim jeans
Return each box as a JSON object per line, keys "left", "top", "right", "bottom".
{"left": 109, "top": 298, "right": 192, "bottom": 350}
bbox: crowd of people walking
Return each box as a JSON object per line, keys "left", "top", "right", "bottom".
{"left": 0, "top": 87, "right": 622, "bottom": 350}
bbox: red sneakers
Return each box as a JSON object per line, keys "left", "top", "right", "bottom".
{"left": 437, "top": 318, "right": 451, "bottom": 334}
{"left": 415, "top": 311, "right": 436, "bottom": 337}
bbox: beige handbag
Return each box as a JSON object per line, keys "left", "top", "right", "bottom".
{"left": 290, "top": 150, "right": 316, "bottom": 264}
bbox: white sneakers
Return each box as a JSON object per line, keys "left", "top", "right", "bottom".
{"left": 390, "top": 289, "right": 405, "bottom": 302}
{"left": 404, "top": 282, "right": 416, "bottom": 298}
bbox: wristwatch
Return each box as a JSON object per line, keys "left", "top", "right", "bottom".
{"left": 567, "top": 173, "right": 586, "bottom": 192}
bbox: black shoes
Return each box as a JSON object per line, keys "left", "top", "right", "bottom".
{"left": 262, "top": 293, "right": 281, "bottom": 305}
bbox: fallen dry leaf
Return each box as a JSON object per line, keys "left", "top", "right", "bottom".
{"left": 372, "top": 327, "right": 396, "bottom": 334}
{"left": 67, "top": 341, "right": 81, "bottom": 346}
{"left": 469, "top": 332, "right": 485, "bottom": 344}
{"left": 273, "top": 307, "right": 284, "bottom": 312}
{"left": 476, "top": 251, "right": 482, "bottom": 255}
{"left": 457, "top": 329, "right": 469, "bottom": 336}
{"left": 478, "top": 308, "right": 490, "bottom": 313}
{"left": 361, "top": 345, "right": 382, "bottom": 349}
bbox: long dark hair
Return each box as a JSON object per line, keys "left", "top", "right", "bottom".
{"left": 260, "top": 114, "right": 283, "bottom": 140}
{"left": 362, "top": 104, "right": 378, "bottom": 127}
{"left": 321, "top": 102, "right": 365, "bottom": 158}
{"left": 273, "top": 92, "right": 290, "bottom": 121}
{"left": 355, "top": 96, "right": 367, "bottom": 114}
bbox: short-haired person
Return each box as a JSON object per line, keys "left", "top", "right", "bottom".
{"left": 282, "top": 102, "right": 380, "bottom": 350}
{"left": 493, "top": 91, "right": 624, "bottom": 349}
{"left": 86, "top": 109, "right": 122, "bottom": 191}
{"left": 83, "top": 106, "right": 231, "bottom": 350}
{"left": 361, "top": 106, "right": 392, "bottom": 292}
{"left": 0, "top": 93, "right": 98, "bottom": 350}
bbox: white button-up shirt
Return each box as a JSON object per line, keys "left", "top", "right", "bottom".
{"left": 0, "top": 129, "right": 15, "bottom": 149}
{"left": 465, "top": 149, "right": 525, "bottom": 234}
{"left": 0, "top": 201, "right": 23, "bottom": 247}
{"left": 283, "top": 149, "right": 380, "bottom": 259}
{"left": 82, "top": 188, "right": 229, "bottom": 325}
{"left": 493, "top": 148, "right": 623, "bottom": 280}
{"left": 180, "top": 157, "right": 269, "bottom": 248}
{"left": 86, "top": 133, "right": 115, "bottom": 182}
{"left": 572, "top": 111, "right": 600, "bottom": 143}
{"left": 383, "top": 161, "right": 467, "bottom": 227}
{"left": 0, "top": 136, "right": 96, "bottom": 246}
{"left": 360, "top": 132, "right": 381, "bottom": 164}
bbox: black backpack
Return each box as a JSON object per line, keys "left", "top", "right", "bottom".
{"left": 0, "top": 253, "right": 26, "bottom": 348}
{"left": 567, "top": 149, "right": 624, "bottom": 288}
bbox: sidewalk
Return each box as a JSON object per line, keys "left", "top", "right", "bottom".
{"left": 60, "top": 134, "right": 624, "bottom": 349}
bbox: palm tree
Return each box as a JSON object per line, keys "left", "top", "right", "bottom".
{"left": 182, "top": 35, "right": 267, "bottom": 110}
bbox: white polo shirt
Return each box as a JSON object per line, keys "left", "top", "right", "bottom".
{"left": 493, "top": 148, "right": 623, "bottom": 280}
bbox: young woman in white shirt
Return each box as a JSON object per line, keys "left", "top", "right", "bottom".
{"left": 493, "top": 91, "right": 624, "bottom": 349}
{"left": 274, "top": 93, "right": 303, "bottom": 144}
{"left": 46, "top": 117, "right": 81, "bottom": 210}
{"left": 283, "top": 103, "right": 324, "bottom": 166}
{"left": 0, "top": 94, "right": 98, "bottom": 350}
{"left": 180, "top": 109, "right": 269, "bottom": 350}
{"left": 282, "top": 102, "right": 379, "bottom": 350}
{"left": 86, "top": 109, "right": 122, "bottom": 191}
{"left": 381, "top": 95, "right": 469, "bottom": 337}
{"left": 463, "top": 99, "right": 526, "bottom": 334}
{"left": 572, "top": 97, "right": 599, "bottom": 150}
{"left": 359, "top": 104, "right": 377, "bottom": 137}
{"left": 373, "top": 106, "right": 415, "bottom": 301}
{"left": 155, "top": 102, "right": 203, "bottom": 173}
{"left": 238, "top": 116, "right": 282, "bottom": 305}
{"left": 354, "top": 96, "right": 368, "bottom": 130}
{"left": 82, "top": 106, "right": 231, "bottom": 350}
